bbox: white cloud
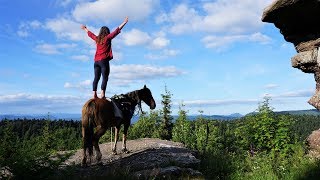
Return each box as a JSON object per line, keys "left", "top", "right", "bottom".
{"left": 109, "top": 64, "right": 184, "bottom": 87}
{"left": 17, "top": 30, "right": 29, "bottom": 37}
{"left": 71, "top": 55, "right": 90, "bottom": 62}
{"left": 59, "top": 0, "right": 72, "bottom": 7}
{"left": 29, "top": 20, "right": 42, "bottom": 29}
{"left": 181, "top": 98, "right": 259, "bottom": 107}
{"left": 145, "top": 49, "right": 180, "bottom": 60}
{"left": 122, "top": 29, "right": 151, "bottom": 46}
{"left": 158, "top": 4, "right": 202, "bottom": 34}
{"left": 121, "top": 28, "right": 171, "bottom": 51}
{"left": 34, "top": 43, "right": 77, "bottom": 55}
{"left": 200, "top": 0, "right": 271, "bottom": 34}
{"left": 64, "top": 80, "right": 91, "bottom": 89}
{"left": 158, "top": 0, "right": 271, "bottom": 35}
{"left": 17, "top": 20, "right": 42, "bottom": 37}
{"left": 72, "top": 0, "right": 159, "bottom": 23}
{"left": 264, "top": 84, "right": 279, "bottom": 89}
{"left": 201, "top": 32, "right": 271, "bottom": 51}
{"left": 267, "top": 89, "right": 314, "bottom": 98}
{"left": 156, "top": 0, "right": 273, "bottom": 49}
{"left": 111, "top": 64, "right": 184, "bottom": 80}
{"left": 150, "top": 37, "right": 170, "bottom": 49}
{"left": 0, "top": 93, "right": 88, "bottom": 114}
{"left": 44, "top": 17, "right": 88, "bottom": 42}
{"left": 62, "top": 64, "right": 183, "bottom": 88}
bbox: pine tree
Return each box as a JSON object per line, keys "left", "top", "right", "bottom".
{"left": 160, "top": 85, "right": 173, "bottom": 140}
{"left": 172, "top": 103, "right": 188, "bottom": 143}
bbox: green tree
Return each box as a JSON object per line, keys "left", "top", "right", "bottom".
{"left": 172, "top": 103, "right": 194, "bottom": 145}
{"left": 235, "top": 96, "right": 294, "bottom": 157}
{"left": 129, "top": 110, "right": 160, "bottom": 139}
{"left": 0, "top": 121, "right": 19, "bottom": 165}
{"left": 159, "top": 85, "right": 173, "bottom": 140}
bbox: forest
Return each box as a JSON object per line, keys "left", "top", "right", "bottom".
{"left": 1, "top": 92, "right": 320, "bottom": 179}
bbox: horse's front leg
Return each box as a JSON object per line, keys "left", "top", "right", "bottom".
{"left": 112, "top": 126, "right": 120, "bottom": 155}
{"left": 122, "top": 124, "right": 130, "bottom": 153}
{"left": 93, "top": 125, "right": 106, "bottom": 163}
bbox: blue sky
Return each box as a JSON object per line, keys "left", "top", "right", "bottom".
{"left": 0, "top": 0, "right": 316, "bottom": 115}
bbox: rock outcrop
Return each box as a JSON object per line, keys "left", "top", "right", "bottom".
{"left": 262, "top": 0, "right": 320, "bottom": 109}
{"left": 59, "top": 138, "right": 203, "bottom": 179}
{"left": 307, "top": 129, "right": 320, "bottom": 159}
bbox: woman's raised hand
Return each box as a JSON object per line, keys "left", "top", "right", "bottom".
{"left": 124, "top": 16, "right": 128, "bottom": 23}
{"left": 81, "top": 24, "right": 87, "bottom": 30}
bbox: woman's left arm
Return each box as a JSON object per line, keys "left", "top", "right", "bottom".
{"left": 81, "top": 24, "right": 96, "bottom": 40}
{"left": 81, "top": 25, "right": 89, "bottom": 32}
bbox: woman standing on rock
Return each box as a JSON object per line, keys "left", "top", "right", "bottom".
{"left": 81, "top": 17, "right": 128, "bottom": 99}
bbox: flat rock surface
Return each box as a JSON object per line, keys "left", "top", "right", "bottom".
{"left": 58, "top": 138, "right": 203, "bottom": 179}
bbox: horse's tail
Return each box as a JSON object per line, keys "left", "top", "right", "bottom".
{"left": 82, "top": 100, "right": 95, "bottom": 158}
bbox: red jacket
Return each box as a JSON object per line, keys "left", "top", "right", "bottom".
{"left": 87, "top": 27, "right": 121, "bottom": 61}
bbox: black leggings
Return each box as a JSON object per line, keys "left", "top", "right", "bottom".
{"left": 93, "top": 59, "right": 110, "bottom": 91}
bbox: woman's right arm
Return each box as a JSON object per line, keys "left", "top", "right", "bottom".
{"left": 118, "top": 16, "right": 128, "bottom": 30}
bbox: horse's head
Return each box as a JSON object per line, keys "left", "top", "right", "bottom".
{"left": 138, "top": 85, "right": 156, "bottom": 110}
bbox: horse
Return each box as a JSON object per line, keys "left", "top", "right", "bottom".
{"left": 81, "top": 85, "right": 156, "bottom": 166}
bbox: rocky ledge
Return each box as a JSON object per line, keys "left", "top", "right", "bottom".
{"left": 58, "top": 138, "right": 203, "bottom": 179}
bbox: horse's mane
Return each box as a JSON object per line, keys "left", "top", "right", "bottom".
{"left": 111, "top": 90, "right": 143, "bottom": 115}
{"left": 112, "top": 90, "right": 140, "bottom": 103}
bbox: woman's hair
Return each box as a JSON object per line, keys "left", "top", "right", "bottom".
{"left": 96, "top": 26, "right": 110, "bottom": 44}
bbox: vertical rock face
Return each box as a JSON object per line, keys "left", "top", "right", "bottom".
{"left": 262, "top": 0, "right": 320, "bottom": 109}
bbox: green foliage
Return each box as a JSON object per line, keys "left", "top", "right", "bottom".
{"left": 0, "top": 119, "right": 80, "bottom": 179}
{"left": 235, "top": 97, "right": 295, "bottom": 158}
{"left": 194, "top": 116, "right": 209, "bottom": 153}
{"left": 0, "top": 121, "right": 19, "bottom": 165}
{"left": 172, "top": 103, "right": 194, "bottom": 147}
{"left": 159, "top": 85, "right": 174, "bottom": 140}
{"left": 128, "top": 110, "right": 160, "bottom": 139}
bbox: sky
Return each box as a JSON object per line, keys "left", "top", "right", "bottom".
{"left": 0, "top": 0, "right": 316, "bottom": 115}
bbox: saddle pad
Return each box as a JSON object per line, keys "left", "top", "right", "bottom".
{"left": 111, "top": 100, "right": 123, "bottom": 119}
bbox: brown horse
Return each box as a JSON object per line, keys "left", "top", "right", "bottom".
{"left": 81, "top": 85, "right": 156, "bottom": 166}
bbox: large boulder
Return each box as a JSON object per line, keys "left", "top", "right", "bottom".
{"left": 262, "top": 0, "right": 320, "bottom": 110}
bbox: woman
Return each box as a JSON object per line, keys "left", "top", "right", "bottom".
{"left": 81, "top": 17, "right": 128, "bottom": 99}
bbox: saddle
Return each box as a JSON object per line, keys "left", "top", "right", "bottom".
{"left": 111, "top": 94, "right": 134, "bottom": 120}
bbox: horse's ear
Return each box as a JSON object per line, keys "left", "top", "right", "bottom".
{"left": 143, "top": 85, "right": 147, "bottom": 89}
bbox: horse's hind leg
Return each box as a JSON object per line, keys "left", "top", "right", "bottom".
{"left": 112, "top": 126, "right": 120, "bottom": 155}
{"left": 81, "top": 127, "right": 87, "bottom": 166}
{"left": 93, "top": 125, "right": 106, "bottom": 162}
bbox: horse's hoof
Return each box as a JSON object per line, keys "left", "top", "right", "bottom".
{"left": 112, "top": 151, "right": 117, "bottom": 155}
{"left": 122, "top": 148, "right": 130, "bottom": 154}
{"left": 96, "top": 154, "right": 102, "bottom": 161}
{"left": 81, "top": 161, "right": 87, "bottom": 167}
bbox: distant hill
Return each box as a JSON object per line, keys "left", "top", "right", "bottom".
{"left": 275, "top": 109, "right": 320, "bottom": 115}
{"left": 0, "top": 113, "right": 243, "bottom": 122}
{"left": 184, "top": 113, "right": 243, "bottom": 121}
{"left": 2, "top": 109, "right": 318, "bottom": 122}
{"left": 0, "top": 113, "right": 81, "bottom": 121}
{"left": 246, "top": 109, "right": 320, "bottom": 116}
